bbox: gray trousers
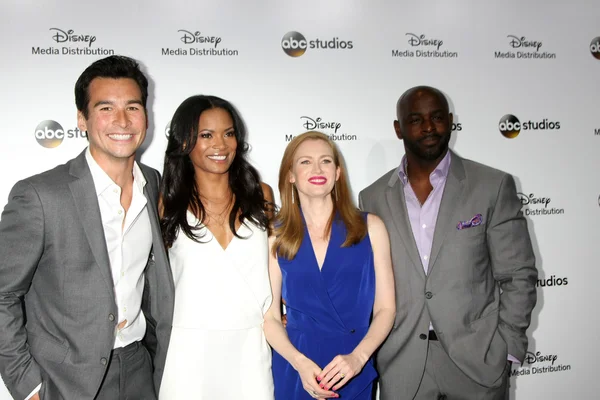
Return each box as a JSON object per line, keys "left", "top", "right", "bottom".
{"left": 95, "top": 341, "right": 156, "bottom": 400}
{"left": 414, "top": 340, "right": 510, "bottom": 400}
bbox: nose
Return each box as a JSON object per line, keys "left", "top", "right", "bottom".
{"left": 422, "top": 118, "right": 435, "bottom": 133}
{"left": 312, "top": 161, "right": 323, "bottom": 174}
{"left": 212, "top": 135, "right": 226, "bottom": 149}
{"left": 114, "top": 109, "right": 130, "bottom": 128}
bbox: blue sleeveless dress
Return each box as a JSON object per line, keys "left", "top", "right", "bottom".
{"left": 272, "top": 215, "right": 377, "bottom": 399}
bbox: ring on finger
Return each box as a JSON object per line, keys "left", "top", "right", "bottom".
{"left": 340, "top": 372, "right": 346, "bottom": 378}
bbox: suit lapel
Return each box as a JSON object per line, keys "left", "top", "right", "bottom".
{"left": 141, "top": 167, "right": 175, "bottom": 294}
{"left": 428, "top": 152, "right": 467, "bottom": 272}
{"left": 68, "top": 151, "right": 114, "bottom": 294}
{"left": 385, "top": 173, "right": 426, "bottom": 280}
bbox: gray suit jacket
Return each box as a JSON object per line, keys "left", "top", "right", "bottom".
{"left": 359, "top": 151, "right": 537, "bottom": 400}
{"left": 0, "top": 150, "right": 174, "bottom": 400}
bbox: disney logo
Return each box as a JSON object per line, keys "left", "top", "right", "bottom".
{"left": 178, "top": 30, "right": 222, "bottom": 48}
{"left": 300, "top": 116, "right": 341, "bottom": 133}
{"left": 406, "top": 33, "right": 443, "bottom": 50}
{"left": 507, "top": 35, "right": 542, "bottom": 51}
{"left": 517, "top": 192, "right": 551, "bottom": 208}
{"left": 524, "top": 351, "right": 558, "bottom": 366}
{"left": 49, "top": 28, "right": 96, "bottom": 47}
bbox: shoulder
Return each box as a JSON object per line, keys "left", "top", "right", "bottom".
{"left": 139, "top": 163, "right": 160, "bottom": 179}
{"left": 453, "top": 155, "right": 517, "bottom": 202}
{"left": 260, "top": 182, "right": 274, "bottom": 196}
{"left": 260, "top": 181, "right": 275, "bottom": 212}
{"left": 4, "top": 158, "right": 80, "bottom": 212}
{"left": 366, "top": 212, "right": 386, "bottom": 233}
{"left": 458, "top": 156, "right": 510, "bottom": 183}
{"left": 365, "top": 213, "right": 390, "bottom": 251}
{"left": 19, "top": 158, "right": 77, "bottom": 192}
{"left": 139, "top": 163, "right": 161, "bottom": 187}
{"left": 360, "top": 168, "right": 397, "bottom": 198}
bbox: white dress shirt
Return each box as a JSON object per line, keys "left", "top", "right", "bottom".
{"left": 85, "top": 148, "right": 152, "bottom": 348}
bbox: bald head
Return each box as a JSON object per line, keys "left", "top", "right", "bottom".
{"left": 396, "top": 86, "right": 449, "bottom": 120}
{"left": 393, "top": 85, "right": 453, "bottom": 163}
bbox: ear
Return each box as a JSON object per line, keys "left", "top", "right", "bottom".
{"left": 77, "top": 110, "right": 88, "bottom": 133}
{"left": 393, "top": 120, "right": 403, "bottom": 140}
{"left": 288, "top": 170, "right": 295, "bottom": 184}
{"left": 335, "top": 166, "right": 341, "bottom": 182}
{"left": 449, "top": 113, "right": 454, "bottom": 128}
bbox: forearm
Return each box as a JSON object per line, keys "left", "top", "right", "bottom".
{"left": 498, "top": 264, "right": 537, "bottom": 330}
{"left": 497, "top": 269, "right": 537, "bottom": 360}
{"left": 263, "top": 318, "right": 308, "bottom": 370}
{"left": 0, "top": 294, "right": 42, "bottom": 399}
{"left": 350, "top": 307, "right": 395, "bottom": 364}
{"left": 488, "top": 173, "right": 538, "bottom": 360}
{"left": 494, "top": 228, "right": 537, "bottom": 357}
{"left": 0, "top": 180, "right": 45, "bottom": 398}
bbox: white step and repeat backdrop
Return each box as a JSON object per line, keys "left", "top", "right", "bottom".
{"left": 1, "top": 0, "right": 599, "bottom": 398}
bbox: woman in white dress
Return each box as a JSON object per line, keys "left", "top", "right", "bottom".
{"left": 158, "top": 95, "right": 275, "bottom": 399}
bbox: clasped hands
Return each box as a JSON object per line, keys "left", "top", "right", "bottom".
{"left": 296, "top": 352, "right": 367, "bottom": 399}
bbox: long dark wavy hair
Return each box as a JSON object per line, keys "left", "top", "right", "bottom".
{"left": 160, "top": 95, "right": 270, "bottom": 248}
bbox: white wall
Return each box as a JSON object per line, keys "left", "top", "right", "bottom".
{"left": 1, "top": 0, "right": 599, "bottom": 398}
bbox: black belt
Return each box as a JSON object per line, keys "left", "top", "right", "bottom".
{"left": 428, "top": 330, "right": 438, "bottom": 341}
{"left": 112, "top": 340, "right": 141, "bottom": 357}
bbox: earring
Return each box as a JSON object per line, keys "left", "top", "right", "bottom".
{"left": 334, "top": 184, "right": 338, "bottom": 200}
{"left": 291, "top": 184, "right": 295, "bottom": 204}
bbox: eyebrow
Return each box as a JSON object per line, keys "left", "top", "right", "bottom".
{"left": 198, "top": 126, "right": 235, "bottom": 132}
{"left": 406, "top": 109, "right": 445, "bottom": 117}
{"left": 92, "top": 99, "right": 144, "bottom": 108}
{"left": 296, "top": 154, "right": 333, "bottom": 159}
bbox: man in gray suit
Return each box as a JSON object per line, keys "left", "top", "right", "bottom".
{"left": 359, "top": 86, "right": 537, "bottom": 399}
{"left": 0, "top": 56, "right": 174, "bottom": 400}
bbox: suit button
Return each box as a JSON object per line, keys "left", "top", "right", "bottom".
{"left": 425, "top": 291, "right": 433, "bottom": 299}
{"left": 419, "top": 333, "right": 427, "bottom": 340}
{"left": 108, "top": 314, "right": 115, "bottom": 322}
{"left": 350, "top": 329, "right": 356, "bottom": 334}
{"left": 100, "top": 357, "right": 107, "bottom": 365}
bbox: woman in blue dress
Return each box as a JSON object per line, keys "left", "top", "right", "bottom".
{"left": 265, "top": 131, "right": 396, "bottom": 399}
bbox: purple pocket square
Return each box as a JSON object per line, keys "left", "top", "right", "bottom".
{"left": 457, "top": 214, "right": 483, "bottom": 230}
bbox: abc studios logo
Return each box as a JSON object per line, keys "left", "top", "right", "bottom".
{"left": 498, "top": 114, "right": 520, "bottom": 138}
{"left": 590, "top": 37, "right": 600, "bottom": 60}
{"left": 35, "top": 120, "right": 65, "bottom": 148}
{"left": 281, "top": 31, "right": 307, "bottom": 57}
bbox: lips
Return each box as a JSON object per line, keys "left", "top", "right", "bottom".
{"left": 420, "top": 134, "right": 441, "bottom": 146}
{"left": 308, "top": 176, "right": 327, "bottom": 185}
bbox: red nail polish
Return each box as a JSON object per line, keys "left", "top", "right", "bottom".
{"left": 316, "top": 376, "right": 322, "bottom": 381}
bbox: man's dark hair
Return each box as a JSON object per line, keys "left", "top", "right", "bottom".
{"left": 74, "top": 55, "right": 148, "bottom": 118}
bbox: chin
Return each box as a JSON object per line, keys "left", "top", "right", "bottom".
{"left": 421, "top": 147, "right": 447, "bottom": 160}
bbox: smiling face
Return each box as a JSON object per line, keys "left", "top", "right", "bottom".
{"left": 189, "top": 107, "right": 238, "bottom": 176}
{"left": 289, "top": 138, "right": 340, "bottom": 202}
{"left": 77, "top": 77, "right": 147, "bottom": 169}
{"left": 394, "top": 88, "right": 453, "bottom": 162}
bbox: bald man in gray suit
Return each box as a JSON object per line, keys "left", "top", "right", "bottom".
{"left": 0, "top": 56, "right": 174, "bottom": 400}
{"left": 359, "top": 86, "right": 537, "bottom": 399}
